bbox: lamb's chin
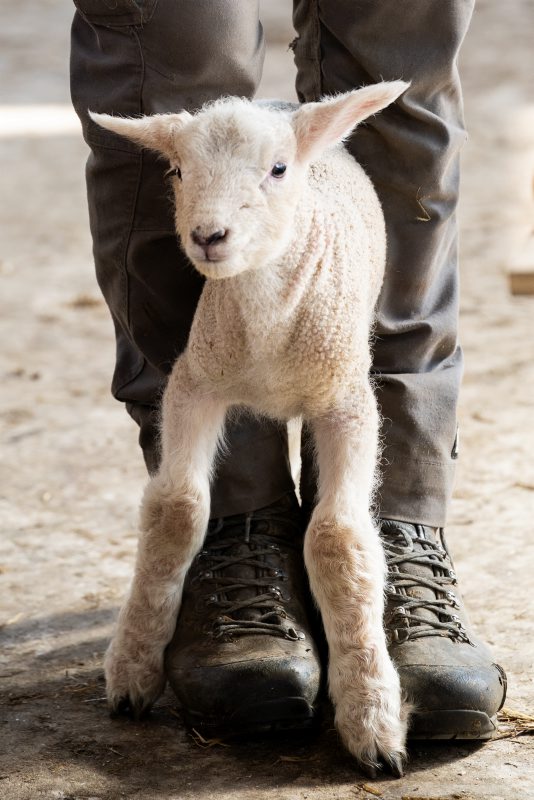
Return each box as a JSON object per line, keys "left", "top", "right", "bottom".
{"left": 191, "top": 258, "right": 250, "bottom": 281}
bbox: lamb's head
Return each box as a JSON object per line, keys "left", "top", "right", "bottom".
{"left": 90, "top": 80, "right": 408, "bottom": 280}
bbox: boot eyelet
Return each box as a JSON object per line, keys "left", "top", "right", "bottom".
{"left": 268, "top": 568, "right": 281, "bottom": 578}
{"left": 286, "top": 627, "right": 305, "bottom": 641}
{"left": 202, "top": 570, "right": 213, "bottom": 579}
{"left": 206, "top": 594, "right": 219, "bottom": 605}
{"left": 446, "top": 591, "right": 459, "bottom": 608}
{"left": 269, "top": 586, "right": 282, "bottom": 600}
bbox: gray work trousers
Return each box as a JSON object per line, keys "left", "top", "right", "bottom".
{"left": 70, "top": 0, "right": 473, "bottom": 527}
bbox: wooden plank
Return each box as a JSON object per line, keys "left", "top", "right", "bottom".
{"left": 508, "top": 233, "right": 534, "bottom": 295}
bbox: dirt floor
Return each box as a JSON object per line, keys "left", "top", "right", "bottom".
{"left": 1, "top": 2, "right": 534, "bottom": 799}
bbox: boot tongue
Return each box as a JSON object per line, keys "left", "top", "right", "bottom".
{"left": 210, "top": 521, "right": 287, "bottom": 624}
{"left": 210, "top": 496, "right": 302, "bottom": 624}
{"left": 384, "top": 522, "right": 449, "bottom": 630}
{"left": 220, "top": 537, "right": 264, "bottom": 622}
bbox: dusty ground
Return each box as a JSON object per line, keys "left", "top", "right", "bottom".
{"left": 1, "top": 2, "right": 534, "bottom": 799}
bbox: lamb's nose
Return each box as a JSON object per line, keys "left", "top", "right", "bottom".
{"left": 191, "top": 228, "right": 228, "bottom": 247}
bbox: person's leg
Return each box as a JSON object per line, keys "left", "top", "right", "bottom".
{"left": 71, "top": 0, "right": 321, "bottom": 731}
{"left": 70, "top": 0, "right": 294, "bottom": 517}
{"left": 293, "top": 0, "right": 506, "bottom": 737}
{"left": 294, "top": 0, "right": 468, "bottom": 526}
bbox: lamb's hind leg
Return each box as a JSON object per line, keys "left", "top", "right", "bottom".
{"left": 105, "top": 360, "right": 226, "bottom": 717}
{"left": 305, "top": 387, "right": 408, "bottom": 775}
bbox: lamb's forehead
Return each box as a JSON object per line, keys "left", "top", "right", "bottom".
{"left": 177, "top": 99, "right": 295, "bottom": 164}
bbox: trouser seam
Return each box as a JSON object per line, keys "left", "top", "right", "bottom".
{"left": 123, "top": 24, "right": 146, "bottom": 335}
{"left": 309, "top": 0, "right": 323, "bottom": 99}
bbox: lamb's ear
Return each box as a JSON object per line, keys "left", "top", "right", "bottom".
{"left": 292, "top": 80, "right": 409, "bottom": 163}
{"left": 88, "top": 111, "right": 191, "bottom": 155}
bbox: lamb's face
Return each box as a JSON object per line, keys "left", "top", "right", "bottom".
{"left": 169, "top": 106, "right": 303, "bottom": 279}
{"left": 90, "top": 82, "right": 410, "bottom": 280}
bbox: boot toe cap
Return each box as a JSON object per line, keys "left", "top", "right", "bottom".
{"left": 399, "top": 662, "right": 507, "bottom": 738}
{"left": 166, "top": 638, "right": 321, "bottom": 732}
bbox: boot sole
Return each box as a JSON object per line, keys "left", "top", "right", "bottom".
{"left": 185, "top": 703, "right": 496, "bottom": 741}
{"left": 409, "top": 709, "right": 498, "bottom": 739}
{"left": 182, "top": 696, "right": 318, "bottom": 737}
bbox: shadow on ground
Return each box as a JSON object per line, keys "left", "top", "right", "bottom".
{"left": 1, "top": 608, "right": 485, "bottom": 798}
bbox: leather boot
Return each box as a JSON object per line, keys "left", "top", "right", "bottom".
{"left": 381, "top": 519, "right": 507, "bottom": 738}
{"left": 165, "top": 493, "right": 322, "bottom": 734}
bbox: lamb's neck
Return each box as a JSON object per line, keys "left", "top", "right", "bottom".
{"left": 231, "top": 193, "right": 325, "bottom": 320}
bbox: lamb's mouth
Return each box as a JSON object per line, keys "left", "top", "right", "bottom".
{"left": 188, "top": 246, "right": 229, "bottom": 264}
{"left": 201, "top": 252, "right": 228, "bottom": 263}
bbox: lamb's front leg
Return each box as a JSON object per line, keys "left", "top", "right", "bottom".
{"left": 105, "top": 362, "right": 226, "bottom": 717}
{"left": 305, "top": 388, "right": 408, "bottom": 775}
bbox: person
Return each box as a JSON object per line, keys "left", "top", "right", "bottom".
{"left": 70, "top": 0, "right": 506, "bottom": 739}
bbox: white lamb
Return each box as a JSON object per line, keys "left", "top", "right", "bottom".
{"left": 92, "top": 79, "right": 410, "bottom": 775}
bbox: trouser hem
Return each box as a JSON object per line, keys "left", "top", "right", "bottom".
{"left": 376, "top": 458, "right": 456, "bottom": 528}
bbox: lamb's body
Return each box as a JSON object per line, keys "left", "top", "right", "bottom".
{"left": 93, "top": 81, "right": 410, "bottom": 775}
{"left": 186, "top": 148, "right": 385, "bottom": 421}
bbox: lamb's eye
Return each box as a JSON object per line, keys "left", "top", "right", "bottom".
{"left": 173, "top": 166, "right": 182, "bottom": 180}
{"left": 271, "top": 162, "right": 287, "bottom": 178}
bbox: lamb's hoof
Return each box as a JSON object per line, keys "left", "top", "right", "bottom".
{"left": 358, "top": 750, "right": 405, "bottom": 780}
{"left": 110, "top": 693, "right": 152, "bottom": 720}
{"left": 384, "top": 751, "right": 404, "bottom": 778}
{"left": 105, "top": 640, "right": 166, "bottom": 719}
{"left": 115, "top": 696, "right": 131, "bottom": 716}
{"left": 335, "top": 697, "right": 408, "bottom": 779}
{"left": 339, "top": 717, "right": 407, "bottom": 779}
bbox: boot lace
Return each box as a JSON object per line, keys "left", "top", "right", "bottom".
{"left": 191, "top": 511, "right": 305, "bottom": 642}
{"left": 382, "top": 522, "right": 473, "bottom": 645}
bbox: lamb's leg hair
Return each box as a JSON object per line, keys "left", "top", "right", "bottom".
{"left": 304, "top": 384, "right": 408, "bottom": 773}
{"left": 105, "top": 358, "right": 226, "bottom": 716}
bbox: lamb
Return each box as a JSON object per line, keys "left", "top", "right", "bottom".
{"left": 91, "top": 79, "right": 410, "bottom": 775}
